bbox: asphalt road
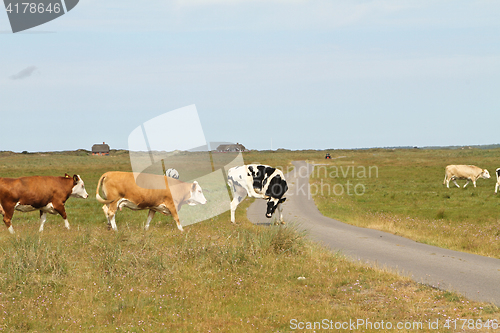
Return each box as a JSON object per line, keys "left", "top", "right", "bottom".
{"left": 247, "top": 161, "right": 500, "bottom": 306}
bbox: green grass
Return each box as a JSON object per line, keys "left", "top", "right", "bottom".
{"left": 310, "top": 147, "right": 500, "bottom": 258}
{"left": 0, "top": 150, "right": 498, "bottom": 331}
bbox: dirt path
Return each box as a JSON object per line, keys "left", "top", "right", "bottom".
{"left": 247, "top": 161, "right": 500, "bottom": 306}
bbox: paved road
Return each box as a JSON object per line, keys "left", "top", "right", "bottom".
{"left": 247, "top": 161, "right": 500, "bottom": 306}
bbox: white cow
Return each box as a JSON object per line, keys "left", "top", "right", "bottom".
{"left": 443, "top": 165, "right": 490, "bottom": 188}
{"left": 227, "top": 164, "right": 288, "bottom": 224}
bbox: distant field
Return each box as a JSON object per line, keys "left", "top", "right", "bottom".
{"left": 310, "top": 148, "right": 500, "bottom": 258}
{"left": 0, "top": 150, "right": 498, "bottom": 331}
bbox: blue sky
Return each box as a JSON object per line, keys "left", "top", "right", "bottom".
{"left": 1, "top": 0, "right": 499, "bottom": 152}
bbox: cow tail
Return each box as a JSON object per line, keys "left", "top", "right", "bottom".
{"left": 95, "top": 173, "right": 113, "bottom": 204}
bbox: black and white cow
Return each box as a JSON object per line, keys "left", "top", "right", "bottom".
{"left": 227, "top": 164, "right": 288, "bottom": 224}
{"left": 495, "top": 168, "right": 500, "bottom": 194}
{"left": 165, "top": 168, "right": 179, "bottom": 179}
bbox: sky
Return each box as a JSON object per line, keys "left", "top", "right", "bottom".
{"left": 1, "top": 0, "right": 499, "bottom": 152}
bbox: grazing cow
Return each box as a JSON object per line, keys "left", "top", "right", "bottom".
{"left": 443, "top": 165, "right": 491, "bottom": 188}
{"left": 0, "top": 174, "right": 88, "bottom": 234}
{"left": 95, "top": 171, "right": 207, "bottom": 232}
{"left": 165, "top": 168, "right": 179, "bottom": 179}
{"left": 227, "top": 164, "right": 288, "bottom": 224}
{"left": 495, "top": 168, "right": 500, "bottom": 194}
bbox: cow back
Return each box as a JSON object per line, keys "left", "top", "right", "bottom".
{"left": 100, "top": 172, "right": 194, "bottom": 209}
{"left": 0, "top": 176, "right": 74, "bottom": 208}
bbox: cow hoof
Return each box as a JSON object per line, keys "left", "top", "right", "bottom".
{"left": 8, "top": 226, "right": 14, "bottom": 234}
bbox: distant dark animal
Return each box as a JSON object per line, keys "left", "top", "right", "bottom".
{"left": 227, "top": 164, "right": 288, "bottom": 224}
{"left": 0, "top": 174, "right": 88, "bottom": 233}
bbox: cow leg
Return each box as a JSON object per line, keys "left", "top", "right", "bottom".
{"left": 445, "top": 175, "right": 454, "bottom": 188}
{"left": 52, "top": 202, "right": 70, "bottom": 230}
{"left": 101, "top": 204, "right": 115, "bottom": 230}
{"left": 102, "top": 205, "right": 110, "bottom": 227}
{"left": 495, "top": 183, "right": 499, "bottom": 194}
{"left": 277, "top": 203, "right": 285, "bottom": 225}
{"left": 3, "top": 215, "right": 15, "bottom": 234}
{"left": 109, "top": 214, "right": 117, "bottom": 231}
{"left": 108, "top": 205, "right": 118, "bottom": 231}
{"left": 230, "top": 194, "right": 246, "bottom": 223}
{"left": 145, "top": 210, "right": 155, "bottom": 230}
{"left": 1, "top": 202, "right": 15, "bottom": 234}
{"left": 230, "top": 197, "right": 238, "bottom": 223}
{"left": 472, "top": 179, "right": 477, "bottom": 188}
{"left": 39, "top": 211, "right": 47, "bottom": 232}
{"left": 102, "top": 202, "right": 118, "bottom": 231}
{"left": 463, "top": 179, "right": 470, "bottom": 188}
{"left": 452, "top": 179, "right": 460, "bottom": 188}
{"left": 170, "top": 209, "right": 184, "bottom": 232}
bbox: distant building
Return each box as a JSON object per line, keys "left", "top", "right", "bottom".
{"left": 92, "top": 142, "right": 110, "bottom": 156}
{"left": 216, "top": 143, "right": 247, "bottom": 152}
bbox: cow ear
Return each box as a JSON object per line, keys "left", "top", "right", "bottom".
{"left": 65, "top": 173, "right": 70, "bottom": 178}
{"left": 73, "top": 174, "right": 79, "bottom": 183}
{"left": 279, "top": 197, "right": 287, "bottom": 204}
{"left": 191, "top": 181, "right": 198, "bottom": 191}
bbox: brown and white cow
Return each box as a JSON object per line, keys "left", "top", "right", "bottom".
{"left": 95, "top": 171, "right": 207, "bottom": 232}
{"left": 443, "top": 165, "right": 491, "bottom": 188}
{"left": 0, "top": 174, "right": 88, "bottom": 234}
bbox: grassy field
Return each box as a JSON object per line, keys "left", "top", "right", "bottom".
{"left": 309, "top": 147, "right": 500, "bottom": 258}
{"left": 0, "top": 150, "right": 498, "bottom": 331}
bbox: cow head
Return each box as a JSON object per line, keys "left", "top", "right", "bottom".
{"left": 482, "top": 169, "right": 491, "bottom": 179}
{"left": 266, "top": 197, "right": 286, "bottom": 218}
{"left": 70, "top": 174, "right": 89, "bottom": 199}
{"left": 186, "top": 181, "right": 207, "bottom": 206}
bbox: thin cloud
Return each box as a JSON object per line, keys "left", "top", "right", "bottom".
{"left": 10, "top": 66, "right": 38, "bottom": 80}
